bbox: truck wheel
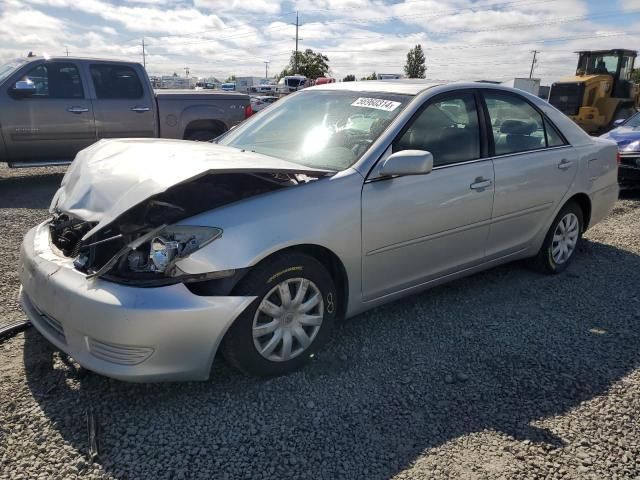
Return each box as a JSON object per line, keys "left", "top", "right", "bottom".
{"left": 221, "top": 253, "right": 337, "bottom": 377}
{"left": 185, "top": 130, "right": 222, "bottom": 142}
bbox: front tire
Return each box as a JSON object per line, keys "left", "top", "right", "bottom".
{"left": 221, "top": 253, "right": 337, "bottom": 376}
{"left": 531, "top": 201, "right": 583, "bottom": 274}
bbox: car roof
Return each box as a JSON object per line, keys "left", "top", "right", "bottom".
{"left": 28, "top": 56, "right": 138, "bottom": 65}
{"left": 306, "top": 80, "right": 443, "bottom": 95}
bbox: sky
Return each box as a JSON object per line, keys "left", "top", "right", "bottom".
{"left": 1, "top": 0, "right": 639, "bottom": 84}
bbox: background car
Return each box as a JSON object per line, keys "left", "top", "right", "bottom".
{"left": 250, "top": 95, "right": 278, "bottom": 112}
{"left": 600, "top": 111, "right": 640, "bottom": 187}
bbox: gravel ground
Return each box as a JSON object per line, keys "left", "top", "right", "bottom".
{"left": 1, "top": 164, "right": 640, "bottom": 479}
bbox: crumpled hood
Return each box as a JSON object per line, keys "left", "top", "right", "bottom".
{"left": 50, "top": 138, "right": 331, "bottom": 240}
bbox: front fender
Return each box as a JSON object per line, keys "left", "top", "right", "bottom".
{"left": 174, "top": 169, "right": 364, "bottom": 310}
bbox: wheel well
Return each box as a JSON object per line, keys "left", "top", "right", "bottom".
{"left": 183, "top": 119, "right": 227, "bottom": 139}
{"left": 264, "top": 245, "right": 349, "bottom": 320}
{"left": 567, "top": 193, "right": 592, "bottom": 230}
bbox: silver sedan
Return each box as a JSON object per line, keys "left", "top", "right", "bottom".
{"left": 19, "top": 81, "right": 619, "bottom": 381}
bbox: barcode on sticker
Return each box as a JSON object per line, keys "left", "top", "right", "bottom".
{"left": 351, "top": 97, "right": 401, "bottom": 112}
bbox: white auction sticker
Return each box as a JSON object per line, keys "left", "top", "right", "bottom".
{"left": 351, "top": 97, "right": 401, "bottom": 112}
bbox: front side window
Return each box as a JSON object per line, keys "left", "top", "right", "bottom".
{"left": 219, "top": 90, "right": 411, "bottom": 171}
{"left": 394, "top": 93, "right": 481, "bottom": 167}
{"left": 21, "top": 62, "right": 84, "bottom": 99}
{"left": 90, "top": 64, "right": 143, "bottom": 99}
{"left": 484, "top": 92, "right": 546, "bottom": 155}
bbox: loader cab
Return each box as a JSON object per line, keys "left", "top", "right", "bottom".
{"left": 576, "top": 49, "right": 636, "bottom": 97}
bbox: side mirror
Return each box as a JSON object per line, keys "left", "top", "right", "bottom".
{"left": 11, "top": 79, "right": 37, "bottom": 98}
{"left": 379, "top": 150, "right": 434, "bottom": 177}
{"left": 613, "top": 119, "right": 626, "bottom": 127}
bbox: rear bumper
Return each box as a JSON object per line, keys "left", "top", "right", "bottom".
{"left": 19, "top": 223, "right": 255, "bottom": 382}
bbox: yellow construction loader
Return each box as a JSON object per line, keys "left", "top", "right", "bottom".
{"left": 548, "top": 49, "right": 639, "bottom": 134}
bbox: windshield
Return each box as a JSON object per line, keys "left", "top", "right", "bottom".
{"left": 578, "top": 54, "right": 619, "bottom": 75}
{"left": 287, "top": 78, "right": 305, "bottom": 87}
{"left": 219, "top": 90, "right": 411, "bottom": 170}
{"left": 623, "top": 112, "right": 640, "bottom": 129}
{"left": 0, "top": 59, "right": 26, "bottom": 84}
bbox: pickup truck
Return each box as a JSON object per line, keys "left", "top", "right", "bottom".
{"left": 0, "top": 56, "right": 251, "bottom": 167}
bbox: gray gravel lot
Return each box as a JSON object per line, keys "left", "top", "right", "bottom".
{"left": 1, "top": 164, "right": 639, "bottom": 479}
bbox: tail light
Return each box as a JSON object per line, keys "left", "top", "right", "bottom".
{"left": 244, "top": 104, "right": 253, "bottom": 118}
{"left": 616, "top": 151, "right": 621, "bottom": 166}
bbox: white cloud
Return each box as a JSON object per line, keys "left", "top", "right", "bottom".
{"left": 195, "top": 0, "right": 282, "bottom": 14}
{"left": 0, "top": 0, "right": 635, "bottom": 84}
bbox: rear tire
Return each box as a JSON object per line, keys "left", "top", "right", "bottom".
{"left": 221, "top": 253, "right": 337, "bottom": 377}
{"left": 531, "top": 201, "right": 583, "bottom": 274}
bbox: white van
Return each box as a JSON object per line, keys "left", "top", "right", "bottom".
{"left": 277, "top": 75, "right": 308, "bottom": 94}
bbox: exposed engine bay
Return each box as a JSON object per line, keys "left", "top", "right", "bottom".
{"left": 50, "top": 172, "right": 323, "bottom": 285}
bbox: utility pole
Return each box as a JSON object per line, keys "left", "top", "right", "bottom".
{"left": 142, "top": 37, "right": 146, "bottom": 69}
{"left": 65, "top": 46, "right": 69, "bottom": 57}
{"left": 293, "top": 11, "right": 300, "bottom": 74}
{"left": 529, "top": 50, "right": 539, "bottom": 79}
{"left": 264, "top": 61, "right": 270, "bottom": 79}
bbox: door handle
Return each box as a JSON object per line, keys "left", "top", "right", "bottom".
{"left": 130, "top": 106, "right": 150, "bottom": 113}
{"left": 470, "top": 177, "right": 492, "bottom": 191}
{"left": 558, "top": 159, "right": 573, "bottom": 170}
{"left": 67, "top": 106, "right": 89, "bottom": 114}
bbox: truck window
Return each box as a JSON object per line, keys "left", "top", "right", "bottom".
{"left": 90, "top": 64, "right": 144, "bottom": 99}
{"left": 21, "top": 62, "right": 84, "bottom": 99}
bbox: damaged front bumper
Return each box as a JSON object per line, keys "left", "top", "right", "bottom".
{"left": 19, "top": 223, "right": 255, "bottom": 382}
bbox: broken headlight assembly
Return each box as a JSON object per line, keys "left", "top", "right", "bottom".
{"left": 82, "top": 226, "right": 231, "bottom": 285}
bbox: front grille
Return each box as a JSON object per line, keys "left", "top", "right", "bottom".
{"left": 87, "top": 338, "right": 154, "bottom": 365}
{"left": 39, "top": 311, "right": 67, "bottom": 344}
{"left": 549, "top": 82, "right": 585, "bottom": 116}
{"left": 620, "top": 154, "right": 640, "bottom": 168}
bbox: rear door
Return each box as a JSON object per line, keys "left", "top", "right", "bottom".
{"left": 482, "top": 90, "right": 577, "bottom": 258}
{"left": 88, "top": 63, "right": 157, "bottom": 139}
{"left": 2, "top": 61, "right": 95, "bottom": 164}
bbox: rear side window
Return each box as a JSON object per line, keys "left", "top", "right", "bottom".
{"left": 394, "top": 93, "right": 481, "bottom": 167}
{"left": 90, "top": 64, "right": 144, "bottom": 99}
{"left": 22, "top": 62, "right": 84, "bottom": 99}
{"left": 544, "top": 118, "right": 567, "bottom": 147}
{"left": 484, "top": 92, "right": 546, "bottom": 155}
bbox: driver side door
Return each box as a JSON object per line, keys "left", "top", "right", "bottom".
{"left": 3, "top": 61, "right": 96, "bottom": 164}
{"left": 361, "top": 91, "right": 495, "bottom": 300}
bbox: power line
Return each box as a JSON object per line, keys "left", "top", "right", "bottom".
{"left": 144, "top": 7, "right": 638, "bottom": 51}
{"left": 124, "top": 0, "right": 558, "bottom": 46}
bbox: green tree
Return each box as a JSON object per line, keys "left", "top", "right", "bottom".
{"left": 225, "top": 74, "right": 236, "bottom": 83}
{"left": 280, "top": 48, "right": 330, "bottom": 80}
{"left": 632, "top": 68, "right": 640, "bottom": 83}
{"left": 360, "top": 72, "right": 377, "bottom": 80}
{"left": 404, "top": 44, "right": 426, "bottom": 79}
{"left": 343, "top": 74, "right": 356, "bottom": 82}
